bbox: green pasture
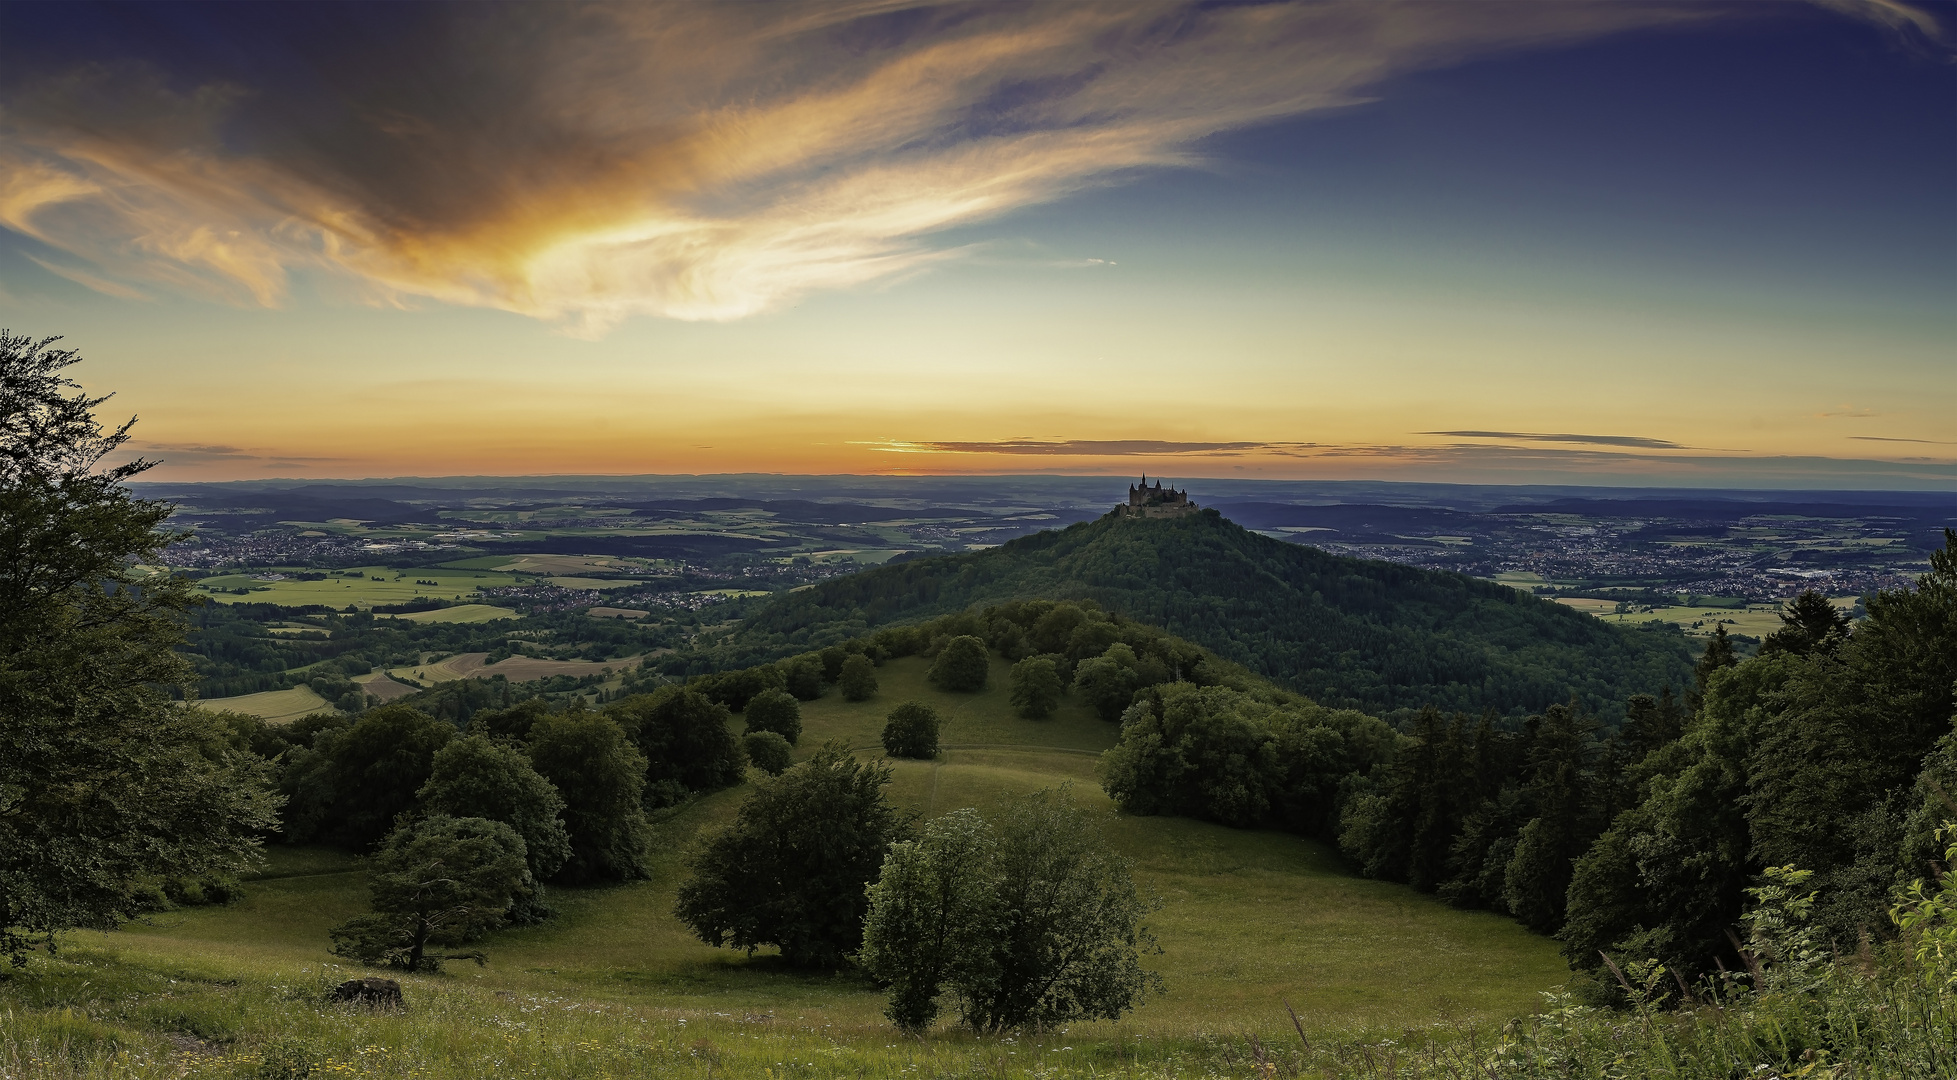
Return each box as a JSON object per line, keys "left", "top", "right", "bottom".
{"left": 1594, "top": 595, "right": 1857, "bottom": 638}
{"left": 194, "top": 686, "right": 335, "bottom": 722}
{"left": 377, "top": 603, "right": 520, "bottom": 624}
{"left": 6, "top": 655, "right": 1574, "bottom": 1078}
{"left": 191, "top": 566, "right": 512, "bottom": 608}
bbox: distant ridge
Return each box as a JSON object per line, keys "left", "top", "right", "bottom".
{"left": 731, "top": 507, "right": 1695, "bottom": 720}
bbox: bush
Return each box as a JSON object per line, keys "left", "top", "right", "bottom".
{"left": 1072, "top": 645, "right": 1142, "bottom": 722}
{"left": 839, "top": 653, "right": 878, "bottom": 701}
{"left": 674, "top": 743, "right": 909, "bottom": 967}
{"left": 883, "top": 702, "right": 940, "bottom": 760}
{"left": 1008, "top": 656, "right": 1063, "bottom": 719}
{"left": 927, "top": 635, "right": 990, "bottom": 692}
{"left": 743, "top": 731, "right": 793, "bottom": 775}
{"left": 743, "top": 688, "right": 803, "bottom": 744}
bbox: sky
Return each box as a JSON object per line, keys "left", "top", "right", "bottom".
{"left": 0, "top": 0, "right": 1952, "bottom": 487}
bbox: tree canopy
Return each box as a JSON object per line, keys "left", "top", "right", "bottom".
{"left": 0, "top": 332, "right": 277, "bottom": 964}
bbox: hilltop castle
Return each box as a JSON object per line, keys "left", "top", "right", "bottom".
{"left": 1115, "top": 476, "right": 1198, "bottom": 518}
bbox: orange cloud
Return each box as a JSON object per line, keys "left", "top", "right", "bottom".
{"left": 1, "top": 2, "right": 1713, "bottom": 333}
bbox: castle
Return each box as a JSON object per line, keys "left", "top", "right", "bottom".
{"left": 1114, "top": 476, "right": 1198, "bottom": 518}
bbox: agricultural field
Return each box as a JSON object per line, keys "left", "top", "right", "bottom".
{"left": 375, "top": 603, "right": 520, "bottom": 624}
{"left": 19, "top": 654, "right": 1572, "bottom": 1078}
{"left": 192, "top": 566, "right": 509, "bottom": 608}
{"left": 385, "top": 651, "right": 639, "bottom": 686}
{"left": 1569, "top": 594, "right": 1860, "bottom": 638}
{"left": 195, "top": 686, "right": 334, "bottom": 722}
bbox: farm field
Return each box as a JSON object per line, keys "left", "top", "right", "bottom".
{"left": 195, "top": 685, "right": 333, "bottom": 721}
{"left": 192, "top": 566, "right": 509, "bottom": 608}
{"left": 18, "top": 653, "right": 1578, "bottom": 1080}
{"left": 387, "top": 651, "right": 639, "bottom": 685}
{"left": 1583, "top": 595, "right": 1859, "bottom": 638}
{"left": 376, "top": 603, "right": 519, "bottom": 624}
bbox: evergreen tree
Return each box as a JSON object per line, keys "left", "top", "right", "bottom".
{"left": 1501, "top": 703, "right": 1601, "bottom": 932}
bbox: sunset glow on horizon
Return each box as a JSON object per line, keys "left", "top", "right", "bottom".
{"left": 0, "top": 1, "right": 1951, "bottom": 487}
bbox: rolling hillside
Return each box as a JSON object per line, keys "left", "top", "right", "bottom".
{"left": 729, "top": 508, "right": 1695, "bottom": 720}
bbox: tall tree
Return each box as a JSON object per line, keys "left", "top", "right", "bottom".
{"left": 416, "top": 734, "right": 571, "bottom": 882}
{"left": 526, "top": 708, "right": 652, "bottom": 884}
{"left": 327, "top": 815, "right": 533, "bottom": 972}
{"left": 0, "top": 332, "right": 278, "bottom": 965}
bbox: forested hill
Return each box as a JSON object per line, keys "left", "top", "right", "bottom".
{"left": 729, "top": 508, "right": 1695, "bottom": 721}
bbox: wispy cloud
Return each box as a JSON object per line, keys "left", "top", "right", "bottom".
{"left": 0, "top": 2, "right": 1720, "bottom": 333}
{"left": 1420, "top": 430, "right": 1703, "bottom": 450}
{"left": 1849, "top": 435, "right": 1957, "bottom": 445}
{"left": 863, "top": 438, "right": 1320, "bottom": 456}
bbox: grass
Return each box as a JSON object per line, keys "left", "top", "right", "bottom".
{"left": 376, "top": 604, "right": 519, "bottom": 625}
{"left": 192, "top": 567, "right": 512, "bottom": 609}
{"left": 194, "top": 686, "right": 334, "bottom": 722}
{"left": 1, "top": 656, "right": 1578, "bottom": 1078}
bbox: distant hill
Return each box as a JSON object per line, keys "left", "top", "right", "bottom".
{"left": 730, "top": 508, "right": 1696, "bottom": 721}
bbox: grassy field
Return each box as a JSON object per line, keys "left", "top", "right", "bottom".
{"left": 3, "top": 656, "right": 1575, "bottom": 1078}
{"left": 376, "top": 603, "right": 519, "bottom": 624}
{"left": 194, "top": 686, "right": 334, "bottom": 721}
{"left": 1583, "top": 595, "right": 1859, "bottom": 638}
{"left": 192, "top": 567, "right": 509, "bottom": 608}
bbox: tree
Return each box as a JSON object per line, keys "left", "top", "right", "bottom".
{"left": 744, "top": 688, "right": 803, "bottom": 744}
{"left": 328, "top": 815, "right": 533, "bottom": 972}
{"left": 416, "top": 734, "right": 571, "bottom": 882}
{"left": 468, "top": 698, "right": 549, "bottom": 742}
{"left": 839, "top": 653, "right": 878, "bottom": 702}
{"left": 280, "top": 704, "right": 456, "bottom": 849}
{"left": 780, "top": 654, "right": 825, "bottom": 701}
{"left": 674, "top": 743, "right": 909, "bottom": 967}
{"left": 743, "top": 730, "right": 794, "bottom": 776}
{"left": 1073, "top": 646, "right": 1142, "bottom": 722}
{"left": 928, "top": 635, "right": 990, "bottom": 692}
{"left": 526, "top": 709, "right": 651, "bottom": 883}
{"left": 1759, "top": 590, "right": 1851, "bottom": 659}
{"left": 0, "top": 332, "right": 279, "bottom": 964}
{"left": 1008, "top": 656, "right": 1063, "bottom": 719}
{"left": 1501, "top": 703, "right": 1601, "bottom": 932}
{"left": 861, "top": 790, "right": 1162, "bottom": 1033}
{"left": 610, "top": 688, "right": 745, "bottom": 808}
{"left": 883, "top": 701, "right": 941, "bottom": 759}
{"left": 859, "top": 809, "right": 998, "bottom": 1032}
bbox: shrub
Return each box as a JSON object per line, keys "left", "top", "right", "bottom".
{"left": 927, "top": 635, "right": 989, "bottom": 692}
{"left": 743, "top": 688, "right": 803, "bottom": 744}
{"left": 883, "top": 702, "right": 941, "bottom": 760}
{"left": 1008, "top": 656, "right": 1063, "bottom": 719}
{"left": 839, "top": 653, "right": 878, "bottom": 701}
{"left": 743, "top": 731, "right": 793, "bottom": 776}
{"left": 674, "top": 743, "right": 909, "bottom": 967}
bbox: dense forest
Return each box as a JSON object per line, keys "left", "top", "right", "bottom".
{"left": 1096, "top": 533, "right": 1957, "bottom": 1000}
{"left": 714, "top": 508, "right": 1695, "bottom": 721}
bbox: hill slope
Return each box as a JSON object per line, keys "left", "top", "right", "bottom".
{"left": 733, "top": 508, "right": 1694, "bottom": 719}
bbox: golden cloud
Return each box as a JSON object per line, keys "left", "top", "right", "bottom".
{"left": 1, "top": 2, "right": 1722, "bottom": 331}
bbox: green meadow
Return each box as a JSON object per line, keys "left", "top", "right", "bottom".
{"left": 3, "top": 657, "right": 1571, "bottom": 1078}
{"left": 192, "top": 567, "right": 510, "bottom": 608}
{"left": 193, "top": 686, "right": 335, "bottom": 722}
